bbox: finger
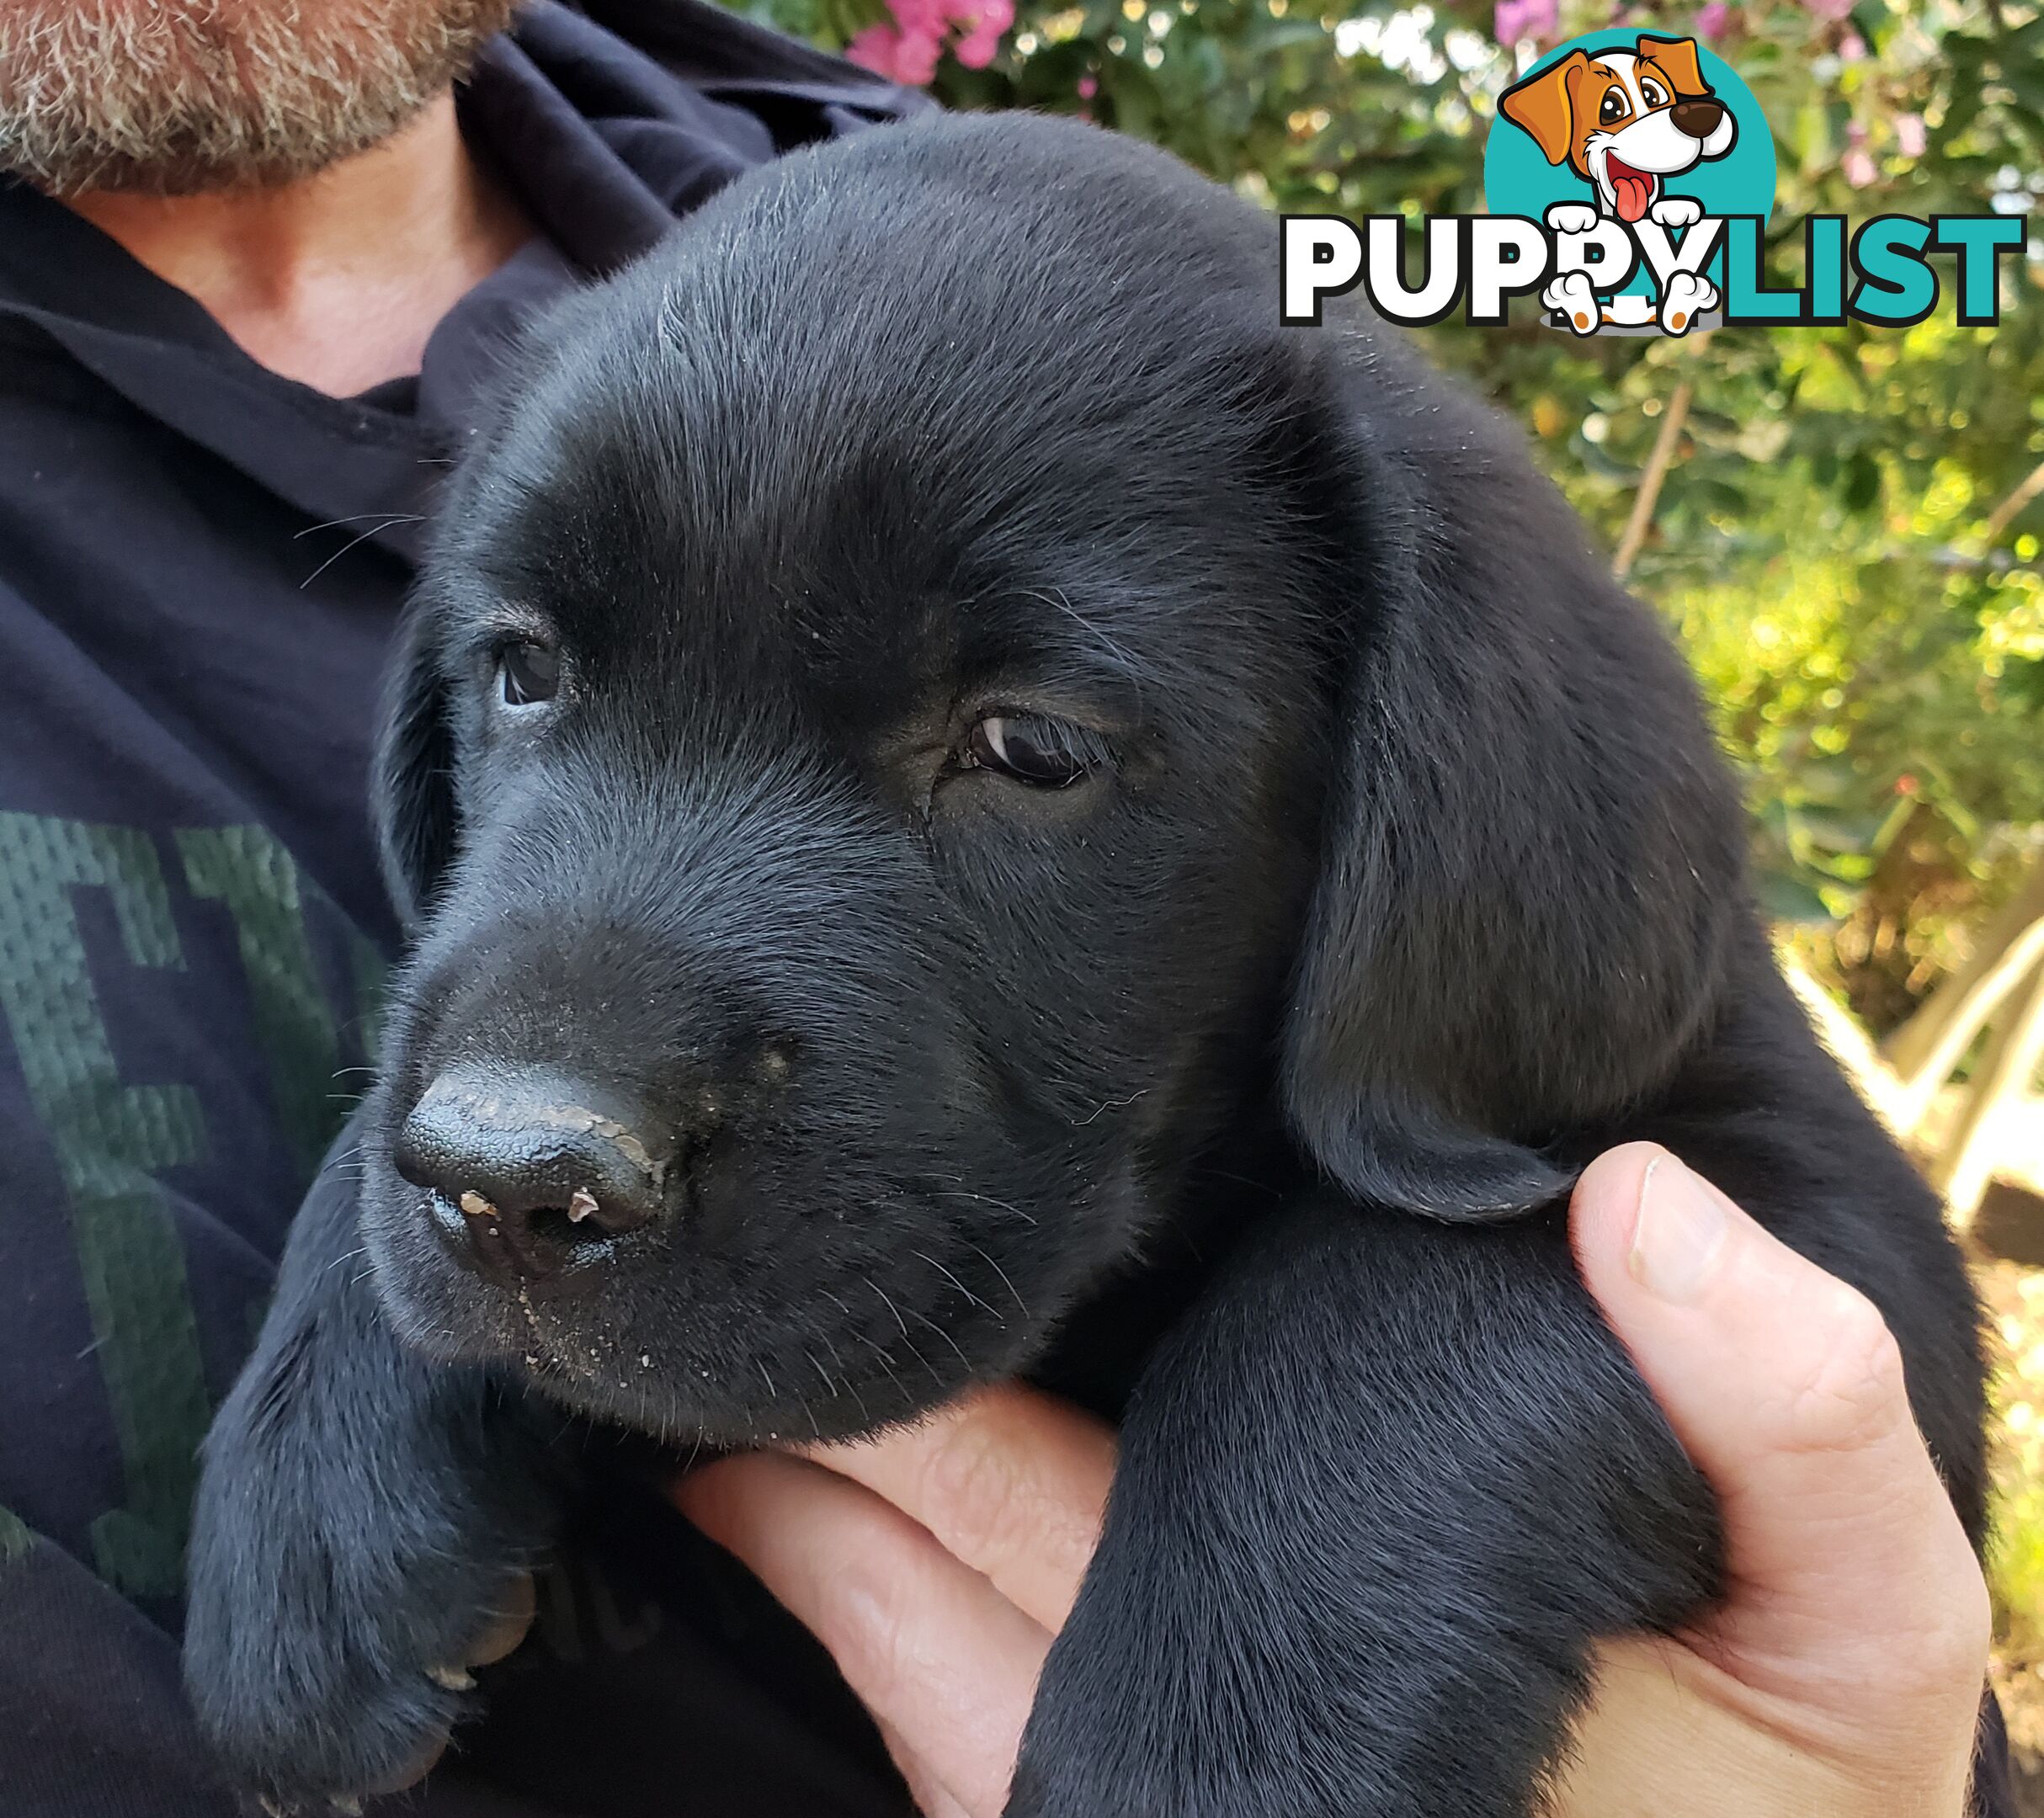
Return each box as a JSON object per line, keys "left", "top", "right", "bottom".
{"left": 1569, "top": 1145, "right": 1988, "bottom": 1695}
{"left": 676, "top": 1451, "right": 1048, "bottom": 1817}
{"left": 794, "top": 1384, "right": 1114, "bottom": 1631}
{"left": 874, "top": 1718, "right": 974, "bottom": 1818}
{"left": 1555, "top": 1635, "right": 1898, "bottom": 1818}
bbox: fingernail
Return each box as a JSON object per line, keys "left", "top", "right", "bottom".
{"left": 1628, "top": 1153, "right": 1727, "bottom": 1304}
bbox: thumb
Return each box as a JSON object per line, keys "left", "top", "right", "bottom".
{"left": 1569, "top": 1144, "right": 1988, "bottom": 1709}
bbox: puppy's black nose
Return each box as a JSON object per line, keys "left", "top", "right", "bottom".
{"left": 1670, "top": 98, "right": 1725, "bottom": 139}
{"left": 395, "top": 1069, "right": 675, "bottom": 1282}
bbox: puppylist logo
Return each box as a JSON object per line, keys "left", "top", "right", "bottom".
{"left": 1281, "top": 28, "right": 2028, "bottom": 336}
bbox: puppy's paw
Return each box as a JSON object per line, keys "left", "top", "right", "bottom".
{"left": 1648, "top": 195, "right": 1703, "bottom": 229}
{"left": 186, "top": 1470, "right": 537, "bottom": 1805}
{"left": 184, "top": 1343, "right": 547, "bottom": 1808}
{"left": 1542, "top": 271, "right": 1602, "bottom": 335}
{"left": 1658, "top": 270, "right": 1717, "bottom": 334}
{"left": 1543, "top": 201, "right": 1600, "bottom": 235}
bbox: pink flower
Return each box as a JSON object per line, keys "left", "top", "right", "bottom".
{"left": 1802, "top": 0, "right": 1854, "bottom": 20}
{"left": 952, "top": 21, "right": 1000, "bottom": 66}
{"left": 1078, "top": 73, "right": 1099, "bottom": 98}
{"left": 1896, "top": 112, "right": 1927, "bottom": 157}
{"left": 1839, "top": 29, "right": 1866, "bottom": 59}
{"left": 846, "top": 23, "right": 900, "bottom": 77}
{"left": 847, "top": 0, "right": 1012, "bottom": 82}
{"left": 1695, "top": 1, "right": 1730, "bottom": 37}
{"left": 846, "top": 19, "right": 944, "bottom": 82}
{"left": 1842, "top": 147, "right": 1876, "bottom": 188}
{"left": 897, "top": 29, "right": 945, "bottom": 81}
{"left": 1494, "top": 0, "right": 1557, "bottom": 42}
{"left": 950, "top": 0, "right": 1014, "bottom": 66}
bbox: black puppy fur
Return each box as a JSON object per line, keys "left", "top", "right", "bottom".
{"left": 184, "top": 111, "right": 1988, "bottom": 1816}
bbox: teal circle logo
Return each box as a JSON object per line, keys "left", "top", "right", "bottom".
{"left": 1483, "top": 31, "right": 1775, "bottom": 331}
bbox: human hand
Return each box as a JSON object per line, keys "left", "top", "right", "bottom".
{"left": 675, "top": 1384, "right": 1112, "bottom": 1816}
{"left": 674, "top": 1142, "right": 1991, "bottom": 1818}
{"left": 1551, "top": 1142, "right": 1990, "bottom": 1818}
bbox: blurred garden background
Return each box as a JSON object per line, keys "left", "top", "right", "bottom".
{"left": 760, "top": 0, "right": 2044, "bottom": 1775}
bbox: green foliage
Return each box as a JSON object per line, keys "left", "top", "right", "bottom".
{"left": 1986, "top": 1268, "right": 2044, "bottom": 1698}
{"left": 752, "top": 0, "right": 2044, "bottom": 1024}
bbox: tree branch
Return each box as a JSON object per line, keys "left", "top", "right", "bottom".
{"left": 1982, "top": 454, "right": 2044, "bottom": 549}
{"left": 1612, "top": 378, "right": 1694, "bottom": 582}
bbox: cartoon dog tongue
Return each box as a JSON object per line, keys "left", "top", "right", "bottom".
{"left": 1607, "top": 157, "right": 1658, "bottom": 223}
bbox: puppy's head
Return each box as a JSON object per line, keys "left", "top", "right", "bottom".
{"left": 1500, "top": 37, "right": 1735, "bottom": 221}
{"left": 359, "top": 113, "right": 1742, "bottom": 1442}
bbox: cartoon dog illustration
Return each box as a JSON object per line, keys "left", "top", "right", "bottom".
{"left": 1500, "top": 35, "right": 1734, "bottom": 334}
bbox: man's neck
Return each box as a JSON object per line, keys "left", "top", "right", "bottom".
{"left": 67, "top": 93, "right": 533, "bottom": 397}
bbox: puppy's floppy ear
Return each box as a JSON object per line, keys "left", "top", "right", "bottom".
{"left": 372, "top": 598, "right": 459, "bottom": 932}
{"left": 1498, "top": 51, "right": 1587, "bottom": 166}
{"left": 1637, "top": 35, "right": 1709, "bottom": 98}
{"left": 1280, "top": 332, "right": 1745, "bottom": 1221}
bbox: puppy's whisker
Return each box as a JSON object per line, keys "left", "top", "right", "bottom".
{"left": 929, "top": 1185, "right": 1037, "bottom": 1228}
{"left": 838, "top": 1322, "right": 914, "bottom": 1407}
{"left": 811, "top": 1326, "right": 857, "bottom": 1400}
{"left": 866, "top": 1278, "right": 911, "bottom": 1343}
{"left": 790, "top": 1379, "right": 824, "bottom": 1443}
{"left": 299, "top": 516, "right": 423, "bottom": 588}
{"left": 969, "top": 1242, "right": 1030, "bottom": 1322}
{"left": 838, "top": 1368, "right": 872, "bottom": 1426}
{"left": 859, "top": 1287, "right": 942, "bottom": 1390}
{"left": 905, "top": 1303, "right": 972, "bottom": 1374}
{"left": 911, "top": 1248, "right": 1002, "bottom": 1324}
{"left": 293, "top": 511, "right": 426, "bottom": 540}
{"left": 900, "top": 1338, "right": 943, "bottom": 1389}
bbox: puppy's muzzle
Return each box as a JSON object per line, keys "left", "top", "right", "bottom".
{"left": 395, "top": 1068, "right": 679, "bottom": 1283}
{"left": 1669, "top": 97, "right": 1726, "bottom": 140}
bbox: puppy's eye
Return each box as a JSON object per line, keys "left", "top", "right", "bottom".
{"left": 1600, "top": 88, "right": 1631, "bottom": 124}
{"left": 1639, "top": 77, "right": 1667, "bottom": 107}
{"left": 962, "top": 713, "right": 1105, "bottom": 787}
{"left": 498, "top": 640, "right": 560, "bottom": 708}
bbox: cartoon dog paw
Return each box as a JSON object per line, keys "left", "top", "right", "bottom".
{"left": 1542, "top": 271, "right": 1601, "bottom": 336}
{"left": 1649, "top": 196, "right": 1704, "bottom": 230}
{"left": 1658, "top": 270, "right": 1718, "bottom": 335}
{"left": 1543, "top": 201, "right": 1600, "bottom": 236}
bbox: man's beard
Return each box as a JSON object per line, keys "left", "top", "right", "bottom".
{"left": 0, "top": 0, "right": 524, "bottom": 195}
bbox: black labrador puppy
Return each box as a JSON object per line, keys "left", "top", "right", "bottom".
{"left": 184, "top": 110, "right": 1988, "bottom": 1816}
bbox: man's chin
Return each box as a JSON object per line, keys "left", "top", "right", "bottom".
{"left": 0, "top": 0, "right": 519, "bottom": 196}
